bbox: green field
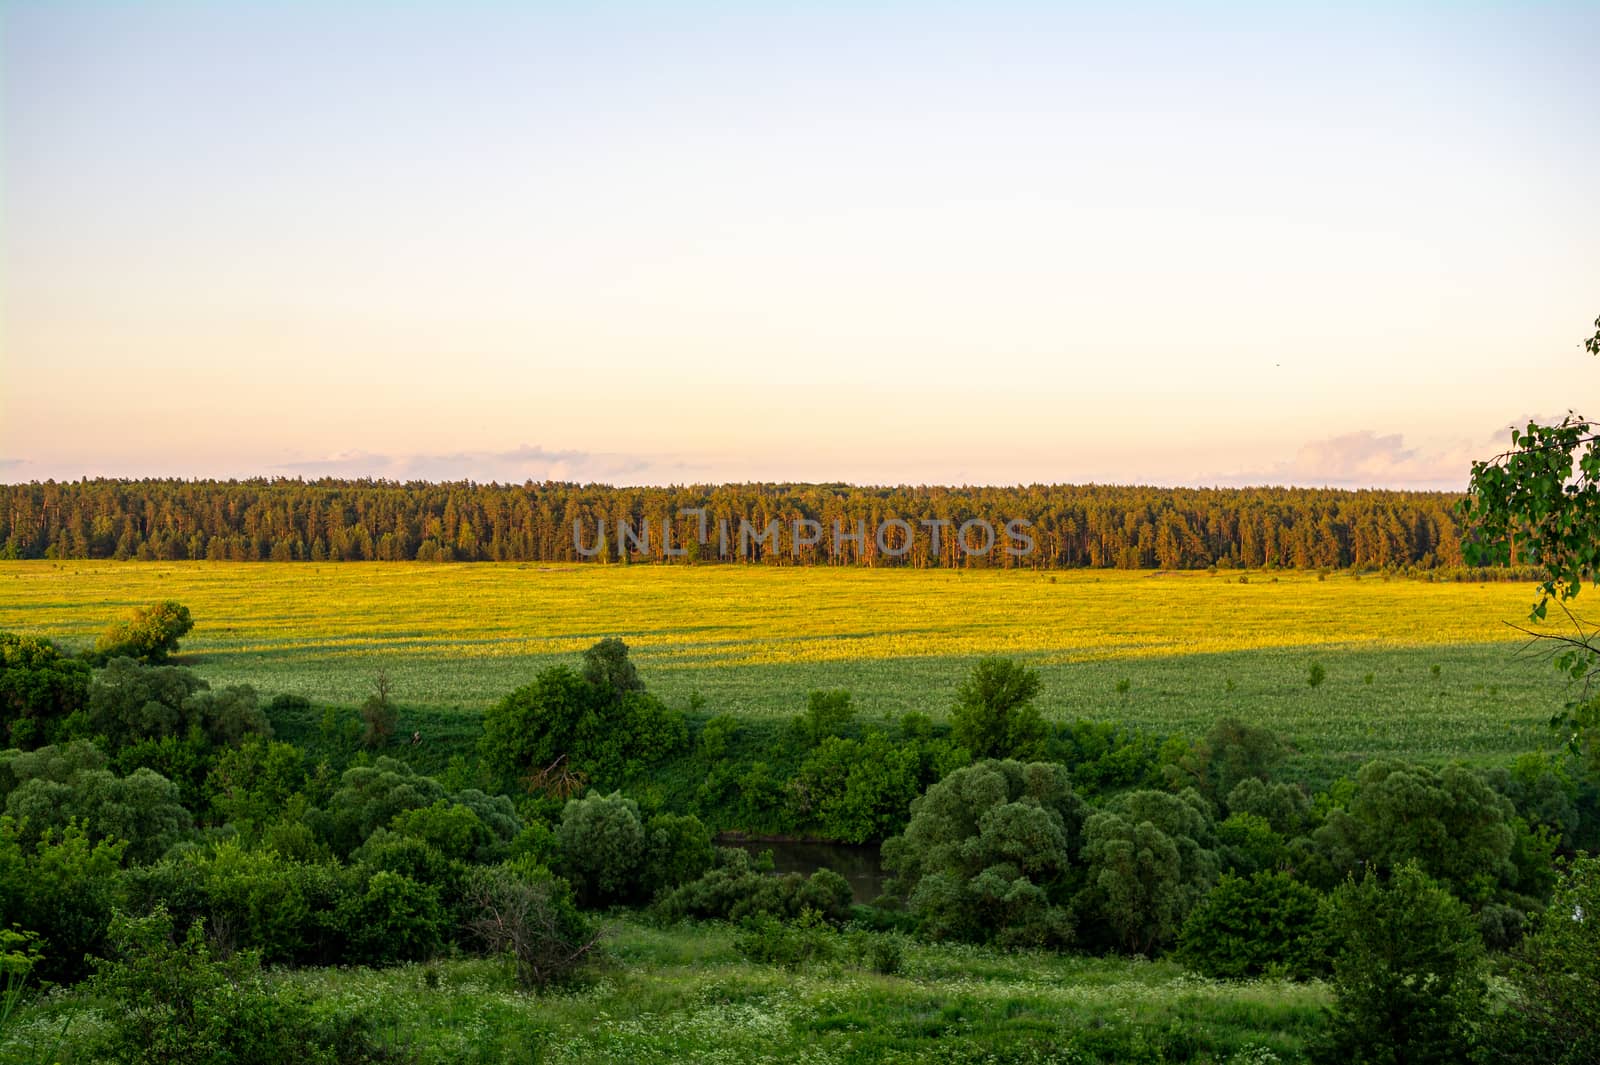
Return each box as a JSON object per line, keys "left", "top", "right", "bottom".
{"left": 0, "top": 561, "right": 1576, "bottom": 769}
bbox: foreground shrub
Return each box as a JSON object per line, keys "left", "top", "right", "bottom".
{"left": 462, "top": 861, "right": 602, "bottom": 990}
{"left": 1481, "top": 856, "right": 1600, "bottom": 1064}
{"left": 733, "top": 909, "right": 838, "bottom": 969}
{"left": 90, "top": 907, "right": 403, "bottom": 1065}
{"left": 1178, "top": 871, "right": 1326, "bottom": 979}
{"left": 655, "top": 848, "right": 852, "bottom": 925}
{"left": 1312, "top": 863, "right": 1485, "bottom": 1065}
{"left": 0, "top": 817, "right": 126, "bottom": 985}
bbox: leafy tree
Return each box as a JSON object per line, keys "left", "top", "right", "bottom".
{"left": 1215, "top": 811, "right": 1290, "bottom": 875}
{"left": 581, "top": 637, "right": 645, "bottom": 697}
{"left": 1482, "top": 856, "right": 1600, "bottom": 1065}
{"left": 882, "top": 759, "right": 1084, "bottom": 946}
{"left": 641, "top": 811, "right": 715, "bottom": 890}
{"left": 480, "top": 664, "right": 593, "bottom": 793}
{"left": 82, "top": 658, "right": 267, "bottom": 756}
{"left": 0, "top": 633, "right": 91, "bottom": 749}
{"left": 1313, "top": 760, "right": 1516, "bottom": 906}
{"left": 1463, "top": 314, "right": 1600, "bottom": 763}
{"left": 797, "top": 689, "right": 855, "bottom": 745}
{"left": 1178, "top": 871, "right": 1327, "bottom": 979}
{"left": 1484, "top": 752, "right": 1600, "bottom": 854}
{"left": 556, "top": 790, "right": 648, "bottom": 907}
{"left": 479, "top": 645, "right": 687, "bottom": 796}
{"left": 3, "top": 752, "right": 192, "bottom": 864}
{"left": 207, "top": 738, "right": 309, "bottom": 834}
{"left": 312, "top": 758, "right": 448, "bottom": 857}
{"left": 359, "top": 671, "right": 398, "bottom": 750}
{"left": 95, "top": 601, "right": 194, "bottom": 663}
{"left": 1224, "top": 777, "right": 1309, "bottom": 835}
{"left": 1313, "top": 863, "right": 1486, "bottom": 1065}
{"left": 1166, "top": 717, "right": 1285, "bottom": 802}
{"left": 1079, "top": 788, "right": 1220, "bottom": 954}
{"left": 949, "top": 657, "right": 1047, "bottom": 760}
{"left": 389, "top": 799, "right": 497, "bottom": 863}
{"left": 791, "top": 729, "right": 925, "bottom": 843}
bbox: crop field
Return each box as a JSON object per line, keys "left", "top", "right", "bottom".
{"left": 0, "top": 561, "right": 1578, "bottom": 768}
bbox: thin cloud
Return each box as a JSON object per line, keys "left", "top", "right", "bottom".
{"left": 271, "top": 444, "right": 695, "bottom": 485}
{"left": 1205, "top": 430, "right": 1484, "bottom": 490}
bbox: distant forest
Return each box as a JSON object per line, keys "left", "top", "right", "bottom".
{"left": 0, "top": 479, "right": 1497, "bottom": 571}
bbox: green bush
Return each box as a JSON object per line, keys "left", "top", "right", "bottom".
{"left": 655, "top": 848, "right": 853, "bottom": 925}
{"left": 733, "top": 908, "right": 838, "bottom": 969}
{"left": 460, "top": 860, "right": 602, "bottom": 990}
{"left": 642, "top": 811, "right": 715, "bottom": 890}
{"left": 95, "top": 601, "right": 194, "bottom": 663}
{"left": 1312, "top": 863, "right": 1485, "bottom": 1065}
{"left": 0, "top": 633, "right": 91, "bottom": 749}
{"left": 0, "top": 816, "right": 125, "bottom": 984}
{"left": 556, "top": 790, "right": 648, "bottom": 907}
{"left": 882, "top": 759, "right": 1083, "bottom": 947}
{"left": 1481, "top": 856, "right": 1600, "bottom": 1064}
{"left": 90, "top": 907, "right": 403, "bottom": 1064}
{"left": 949, "top": 657, "right": 1047, "bottom": 760}
{"left": 337, "top": 868, "right": 447, "bottom": 965}
{"left": 1178, "top": 872, "right": 1326, "bottom": 979}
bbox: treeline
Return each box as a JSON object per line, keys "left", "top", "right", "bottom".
{"left": 2, "top": 478, "right": 1476, "bottom": 569}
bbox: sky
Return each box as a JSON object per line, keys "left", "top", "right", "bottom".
{"left": 3, "top": 2, "right": 1597, "bottom": 490}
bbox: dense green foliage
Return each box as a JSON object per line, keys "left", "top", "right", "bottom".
{"left": 0, "top": 606, "right": 1595, "bottom": 1064}
{"left": 1178, "top": 872, "right": 1327, "bottom": 980}
{"left": 949, "top": 656, "right": 1047, "bottom": 759}
{"left": 4, "top": 479, "right": 1476, "bottom": 569}
{"left": 882, "top": 759, "right": 1085, "bottom": 947}
{"left": 94, "top": 601, "right": 194, "bottom": 663}
{"left": 478, "top": 655, "right": 688, "bottom": 797}
{"left": 0, "top": 633, "right": 90, "bottom": 748}
{"left": 89, "top": 907, "right": 404, "bottom": 1064}
{"left": 1313, "top": 864, "right": 1486, "bottom": 1065}
{"left": 1483, "top": 857, "right": 1600, "bottom": 1064}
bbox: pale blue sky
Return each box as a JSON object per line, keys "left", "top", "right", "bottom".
{"left": 4, "top": 2, "right": 1597, "bottom": 487}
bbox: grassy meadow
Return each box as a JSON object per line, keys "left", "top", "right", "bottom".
{"left": 2, "top": 918, "right": 1327, "bottom": 1065}
{"left": 0, "top": 560, "right": 1576, "bottom": 770}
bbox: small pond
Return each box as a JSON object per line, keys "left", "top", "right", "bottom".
{"left": 723, "top": 837, "right": 887, "bottom": 905}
